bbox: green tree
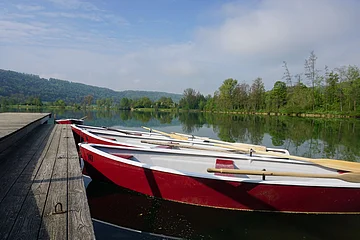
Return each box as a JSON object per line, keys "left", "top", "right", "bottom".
{"left": 324, "top": 72, "right": 339, "bottom": 111}
{"left": 249, "top": 77, "right": 265, "bottom": 111}
{"left": 271, "top": 81, "right": 287, "bottom": 111}
{"left": 32, "top": 97, "right": 42, "bottom": 106}
{"left": 119, "top": 97, "right": 131, "bottom": 110}
{"left": 54, "top": 99, "right": 66, "bottom": 108}
{"left": 304, "top": 51, "right": 322, "bottom": 110}
{"left": 83, "top": 95, "right": 93, "bottom": 106}
{"left": 179, "top": 88, "right": 198, "bottom": 109}
{"left": 156, "top": 97, "right": 174, "bottom": 108}
{"left": 204, "top": 95, "right": 216, "bottom": 111}
{"left": 286, "top": 79, "right": 311, "bottom": 113}
{"left": 104, "top": 98, "right": 113, "bottom": 110}
{"left": 218, "top": 78, "right": 238, "bottom": 110}
{"left": 233, "top": 82, "right": 249, "bottom": 110}
{"left": 336, "top": 65, "right": 360, "bottom": 112}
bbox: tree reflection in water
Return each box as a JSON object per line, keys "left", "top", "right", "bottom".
{"left": 52, "top": 108, "right": 360, "bottom": 162}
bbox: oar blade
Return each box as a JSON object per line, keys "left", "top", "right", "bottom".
{"left": 339, "top": 173, "right": 360, "bottom": 183}
{"left": 249, "top": 149, "right": 360, "bottom": 173}
{"left": 207, "top": 168, "right": 360, "bottom": 183}
{"left": 142, "top": 126, "right": 188, "bottom": 140}
{"left": 312, "top": 159, "right": 360, "bottom": 173}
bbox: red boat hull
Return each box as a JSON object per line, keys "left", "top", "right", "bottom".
{"left": 80, "top": 146, "right": 360, "bottom": 213}
{"left": 71, "top": 125, "right": 135, "bottom": 147}
{"left": 56, "top": 119, "right": 84, "bottom": 124}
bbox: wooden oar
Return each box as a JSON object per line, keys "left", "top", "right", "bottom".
{"left": 207, "top": 168, "right": 360, "bottom": 183}
{"left": 211, "top": 144, "right": 360, "bottom": 173}
{"left": 140, "top": 140, "right": 244, "bottom": 153}
{"left": 171, "top": 132, "right": 267, "bottom": 152}
{"left": 105, "top": 127, "right": 142, "bottom": 136}
{"left": 141, "top": 126, "right": 188, "bottom": 140}
{"left": 80, "top": 116, "right": 87, "bottom": 120}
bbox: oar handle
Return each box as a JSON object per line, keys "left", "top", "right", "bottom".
{"left": 142, "top": 126, "right": 166, "bottom": 135}
{"left": 142, "top": 126, "right": 152, "bottom": 132}
{"left": 172, "top": 132, "right": 267, "bottom": 151}
{"left": 210, "top": 143, "right": 360, "bottom": 173}
{"left": 141, "top": 126, "right": 188, "bottom": 140}
{"left": 106, "top": 127, "right": 142, "bottom": 136}
{"left": 207, "top": 168, "right": 360, "bottom": 183}
{"left": 141, "top": 140, "right": 243, "bottom": 153}
{"left": 207, "top": 168, "right": 321, "bottom": 177}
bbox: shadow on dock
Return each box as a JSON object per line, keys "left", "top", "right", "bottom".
{"left": 0, "top": 123, "right": 94, "bottom": 239}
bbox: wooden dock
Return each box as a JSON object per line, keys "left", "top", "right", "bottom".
{"left": 0, "top": 113, "right": 95, "bottom": 239}
{"left": 0, "top": 113, "right": 51, "bottom": 153}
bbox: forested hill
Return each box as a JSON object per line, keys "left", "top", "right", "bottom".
{"left": 0, "top": 69, "right": 182, "bottom": 103}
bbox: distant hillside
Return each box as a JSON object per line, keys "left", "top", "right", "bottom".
{"left": 0, "top": 69, "right": 182, "bottom": 103}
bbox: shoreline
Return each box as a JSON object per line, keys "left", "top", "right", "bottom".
{"left": 3, "top": 105, "right": 360, "bottom": 119}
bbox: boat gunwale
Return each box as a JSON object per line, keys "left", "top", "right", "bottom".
{"left": 80, "top": 143, "right": 360, "bottom": 188}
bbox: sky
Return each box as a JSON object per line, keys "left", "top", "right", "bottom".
{"left": 1, "top": 0, "right": 359, "bottom": 94}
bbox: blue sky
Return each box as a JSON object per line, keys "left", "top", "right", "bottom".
{"left": 1, "top": 0, "right": 359, "bottom": 94}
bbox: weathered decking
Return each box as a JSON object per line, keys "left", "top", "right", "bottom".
{"left": 0, "top": 114, "right": 94, "bottom": 240}
{"left": 0, "top": 113, "right": 51, "bottom": 153}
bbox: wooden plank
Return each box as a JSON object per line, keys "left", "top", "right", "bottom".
{"left": 0, "top": 123, "right": 50, "bottom": 173}
{"left": 38, "top": 125, "right": 69, "bottom": 240}
{"left": 0, "top": 113, "right": 50, "bottom": 153}
{"left": 0, "top": 125, "right": 53, "bottom": 202}
{"left": 66, "top": 126, "right": 95, "bottom": 239}
{"left": 4, "top": 126, "right": 58, "bottom": 240}
{"left": 0, "top": 196, "right": 26, "bottom": 240}
{"left": 30, "top": 126, "right": 61, "bottom": 196}
{"left": 0, "top": 129, "right": 47, "bottom": 169}
{"left": 0, "top": 125, "right": 55, "bottom": 240}
{"left": 0, "top": 124, "right": 51, "bottom": 179}
{"left": 6, "top": 194, "right": 46, "bottom": 240}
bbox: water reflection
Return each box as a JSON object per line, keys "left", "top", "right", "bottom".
{"left": 4, "top": 108, "right": 360, "bottom": 161}
{"left": 53, "top": 109, "right": 360, "bottom": 162}
{"left": 86, "top": 179, "right": 360, "bottom": 240}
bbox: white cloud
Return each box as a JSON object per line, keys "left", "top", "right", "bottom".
{"left": 1, "top": 0, "right": 360, "bottom": 94}
{"left": 46, "top": 0, "right": 100, "bottom": 11}
{"left": 39, "top": 11, "right": 103, "bottom": 22}
{"left": 16, "top": 4, "right": 44, "bottom": 11}
{"left": 197, "top": 0, "right": 357, "bottom": 56}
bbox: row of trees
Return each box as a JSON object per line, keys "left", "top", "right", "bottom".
{"left": 118, "top": 96, "right": 175, "bottom": 110}
{"left": 0, "top": 95, "right": 43, "bottom": 107}
{"left": 2, "top": 51, "right": 359, "bottom": 116}
{"left": 0, "top": 93, "right": 176, "bottom": 111}
{"left": 178, "top": 51, "right": 360, "bottom": 115}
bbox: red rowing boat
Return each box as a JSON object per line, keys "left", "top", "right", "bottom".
{"left": 71, "top": 124, "right": 290, "bottom": 156}
{"left": 56, "top": 116, "right": 86, "bottom": 125}
{"left": 56, "top": 118, "right": 84, "bottom": 124}
{"left": 79, "top": 143, "right": 360, "bottom": 214}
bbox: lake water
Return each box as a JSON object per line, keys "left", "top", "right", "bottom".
{"left": 3, "top": 108, "right": 360, "bottom": 239}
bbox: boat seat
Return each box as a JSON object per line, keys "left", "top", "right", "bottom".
{"left": 129, "top": 133, "right": 142, "bottom": 136}
{"left": 154, "top": 145, "right": 173, "bottom": 149}
{"left": 110, "top": 153, "right": 133, "bottom": 159}
{"left": 215, "top": 159, "right": 234, "bottom": 177}
{"left": 103, "top": 137, "right": 117, "bottom": 141}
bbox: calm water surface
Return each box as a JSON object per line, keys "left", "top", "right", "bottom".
{"left": 3, "top": 108, "right": 360, "bottom": 239}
